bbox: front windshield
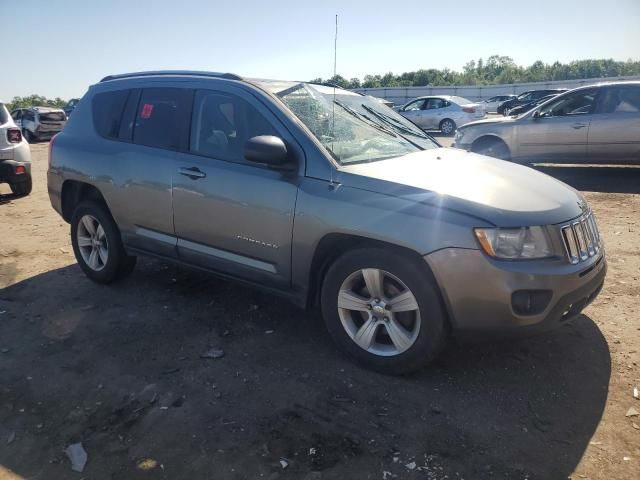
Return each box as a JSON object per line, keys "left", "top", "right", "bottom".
{"left": 252, "top": 80, "right": 438, "bottom": 165}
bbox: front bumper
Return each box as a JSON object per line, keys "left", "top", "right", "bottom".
{"left": 425, "top": 248, "right": 607, "bottom": 337}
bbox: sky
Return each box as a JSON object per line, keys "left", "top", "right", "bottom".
{"left": 1, "top": 0, "right": 639, "bottom": 100}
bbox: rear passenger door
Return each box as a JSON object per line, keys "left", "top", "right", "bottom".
{"left": 588, "top": 85, "right": 640, "bottom": 163}
{"left": 171, "top": 87, "right": 300, "bottom": 288}
{"left": 91, "top": 87, "right": 191, "bottom": 258}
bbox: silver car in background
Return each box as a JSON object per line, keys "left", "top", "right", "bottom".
{"left": 481, "top": 94, "right": 516, "bottom": 113}
{"left": 454, "top": 82, "right": 640, "bottom": 164}
{"left": 397, "top": 95, "right": 486, "bottom": 135}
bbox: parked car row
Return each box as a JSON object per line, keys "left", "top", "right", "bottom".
{"left": 497, "top": 89, "right": 567, "bottom": 115}
{"left": 453, "top": 82, "right": 640, "bottom": 164}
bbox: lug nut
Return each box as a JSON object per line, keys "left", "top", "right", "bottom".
{"left": 383, "top": 317, "right": 389, "bottom": 322}
{"left": 374, "top": 298, "right": 380, "bottom": 303}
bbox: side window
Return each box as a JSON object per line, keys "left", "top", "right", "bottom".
{"left": 189, "top": 90, "right": 278, "bottom": 163}
{"left": 403, "top": 99, "right": 425, "bottom": 111}
{"left": 425, "top": 98, "right": 445, "bottom": 109}
{"left": 24, "top": 111, "right": 35, "bottom": 122}
{"left": 133, "top": 88, "right": 191, "bottom": 150}
{"left": 599, "top": 87, "right": 640, "bottom": 114}
{"left": 539, "top": 89, "right": 598, "bottom": 117}
{"left": 92, "top": 90, "right": 130, "bottom": 139}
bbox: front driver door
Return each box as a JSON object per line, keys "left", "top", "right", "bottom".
{"left": 516, "top": 88, "right": 599, "bottom": 162}
{"left": 400, "top": 99, "right": 426, "bottom": 128}
{"left": 172, "top": 87, "right": 300, "bottom": 288}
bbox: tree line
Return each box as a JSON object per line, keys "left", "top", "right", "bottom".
{"left": 312, "top": 56, "right": 640, "bottom": 89}
{"left": 4, "top": 95, "right": 67, "bottom": 112}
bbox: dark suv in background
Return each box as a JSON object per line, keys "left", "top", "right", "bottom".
{"left": 47, "top": 71, "right": 606, "bottom": 373}
{"left": 497, "top": 89, "right": 568, "bottom": 115}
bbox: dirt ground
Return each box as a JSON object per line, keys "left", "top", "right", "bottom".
{"left": 1, "top": 142, "right": 639, "bottom": 480}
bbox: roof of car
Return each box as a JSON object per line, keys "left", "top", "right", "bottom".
{"left": 99, "top": 70, "right": 243, "bottom": 83}
{"left": 30, "top": 106, "right": 65, "bottom": 112}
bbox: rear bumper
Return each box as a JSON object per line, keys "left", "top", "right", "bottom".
{"left": 0, "top": 143, "right": 31, "bottom": 183}
{"left": 425, "top": 248, "right": 607, "bottom": 338}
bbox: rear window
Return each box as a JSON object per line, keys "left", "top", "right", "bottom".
{"left": 450, "top": 96, "right": 473, "bottom": 105}
{"left": 93, "top": 90, "right": 130, "bottom": 139}
{"left": 0, "top": 104, "right": 8, "bottom": 124}
{"left": 132, "top": 88, "right": 191, "bottom": 150}
{"left": 39, "top": 111, "right": 66, "bottom": 122}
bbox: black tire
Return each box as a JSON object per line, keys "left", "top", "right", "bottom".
{"left": 10, "top": 176, "right": 32, "bottom": 196}
{"left": 439, "top": 118, "right": 456, "bottom": 136}
{"left": 320, "top": 248, "right": 448, "bottom": 375}
{"left": 471, "top": 137, "right": 511, "bottom": 161}
{"left": 70, "top": 201, "right": 136, "bottom": 284}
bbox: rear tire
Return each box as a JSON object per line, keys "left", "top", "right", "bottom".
{"left": 439, "top": 118, "right": 456, "bottom": 136}
{"left": 471, "top": 137, "right": 511, "bottom": 160}
{"left": 320, "top": 248, "right": 447, "bottom": 375}
{"left": 10, "top": 176, "right": 32, "bottom": 196}
{"left": 70, "top": 201, "right": 136, "bottom": 284}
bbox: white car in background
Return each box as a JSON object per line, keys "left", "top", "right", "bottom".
{"left": 397, "top": 95, "right": 486, "bottom": 135}
{"left": 481, "top": 94, "right": 516, "bottom": 113}
{"left": 0, "top": 100, "right": 32, "bottom": 195}
{"left": 11, "top": 106, "right": 66, "bottom": 143}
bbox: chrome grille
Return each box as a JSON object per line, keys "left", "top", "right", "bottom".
{"left": 561, "top": 212, "right": 601, "bottom": 264}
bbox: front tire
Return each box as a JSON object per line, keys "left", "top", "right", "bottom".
{"left": 439, "top": 118, "right": 456, "bottom": 136}
{"left": 70, "top": 201, "right": 136, "bottom": 284}
{"left": 321, "top": 248, "right": 447, "bottom": 374}
{"left": 471, "top": 137, "right": 511, "bottom": 161}
{"left": 10, "top": 176, "right": 32, "bottom": 196}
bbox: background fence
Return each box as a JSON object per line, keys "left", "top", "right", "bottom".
{"left": 353, "top": 75, "right": 640, "bottom": 105}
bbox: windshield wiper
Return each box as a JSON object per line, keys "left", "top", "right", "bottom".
{"left": 360, "top": 104, "right": 429, "bottom": 139}
{"left": 333, "top": 100, "right": 398, "bottom": 138}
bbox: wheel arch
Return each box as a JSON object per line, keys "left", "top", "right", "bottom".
{"left": 470, "top": 135, "right": 511, "bottom": 157}
{"left": 306, "top": 233, "right": 452, "bottom": 330}
{"left": 60, "top": 180, "right": 110, "bottom": 223}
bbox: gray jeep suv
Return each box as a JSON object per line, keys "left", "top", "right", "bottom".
{"left": 47, "top": 71, "right": 607, "bottom": 374}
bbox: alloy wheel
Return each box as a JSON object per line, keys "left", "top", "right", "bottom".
{"left": 441, "top": 120, "right": 454, "bottom": 135}
{"left": 337, "top": 268, "right": 421, "bottom": 356}
{"left": 77, "top": 214, "right": 109, "bottom": 271}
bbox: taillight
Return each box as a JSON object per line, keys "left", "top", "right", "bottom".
{"left": 7, "top": 128, "right": 22, "bottom": 143}
{"left": 15, "top": 165, "right": 26, "bottom": 174}
{"left": 48, "top": 133, "right": 59, "bottom": 170}
{"left": 462, "top": 107, "right": 476, "bottom": 114}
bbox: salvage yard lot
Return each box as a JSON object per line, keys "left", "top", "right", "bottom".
{"left": 1, "top": 143, "right": 639, "bottom": 479}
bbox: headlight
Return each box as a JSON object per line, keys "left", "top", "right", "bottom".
{"left": 474, "top": 226, "right": 552, "bottom": 259}
{"left": 454, "top": 129, "right": 464, "bottom": 142}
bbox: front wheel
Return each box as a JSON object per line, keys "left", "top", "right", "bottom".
{"left": 471, "top": 138, "right": 511, "bottom": 160}
{"left": 321, "top": 248, "right": 447, "bottom": 374}
{"left": 71, "top": 201, "right": 136, "bottom": 284}
{"left": 439, "top": 118, "right": 456, "bottom": 136}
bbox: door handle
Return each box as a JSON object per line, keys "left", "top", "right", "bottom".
{"left": 571, "top": 123, "right": 587, "bottom": 129}
{"left": 179, "top": 167, "right": 206, "bottom": 179}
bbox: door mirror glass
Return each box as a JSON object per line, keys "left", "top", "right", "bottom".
{"left": 244, "top": 135, "right": 288, "bottom": 166}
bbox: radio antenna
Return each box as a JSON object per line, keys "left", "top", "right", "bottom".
{"left": 333, "top": 14, "right": 338, "bottom": 77}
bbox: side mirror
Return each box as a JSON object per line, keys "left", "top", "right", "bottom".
{"left": 533, "top": 110, "right": 541, "bottom": 119}
{"left": 244, "top": 135, "right": 289, "bottom": 166}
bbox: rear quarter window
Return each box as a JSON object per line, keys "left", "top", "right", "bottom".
{"left": 39, "top": 111, "right": 66, "bottom": 122}
{"left": 92, "top": 90, "right": 130, "bottom": 139}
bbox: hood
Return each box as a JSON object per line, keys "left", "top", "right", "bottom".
{"left": 336, "top": 148, "right": 583, "bottom": 227}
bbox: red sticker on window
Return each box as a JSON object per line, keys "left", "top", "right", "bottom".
{"left": 141, "top": 103, "right": 154, "bottom": 119}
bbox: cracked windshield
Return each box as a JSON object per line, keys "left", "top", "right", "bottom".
{"left": 255, "top": 81, "right": 437, "bottom": 164}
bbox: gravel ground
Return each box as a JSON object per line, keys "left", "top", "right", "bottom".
{"left": 0, "top": 143, "right": 638, "bottom": 480}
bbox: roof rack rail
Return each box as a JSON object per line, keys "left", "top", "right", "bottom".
{"left": 99, "top": 71, "right": 242, "bottom": 83}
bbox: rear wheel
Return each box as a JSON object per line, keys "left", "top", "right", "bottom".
{"left": 321, "top": 248, "right": 447, "bottom": 374}
{"left": 439, "top": 118, "right": 456, "bottom": 136}
{"left": 71, "top": 201, "right": 136, "bottom": 284}
{"left": 471, "top": 137, "right": 511, "bottom": 160}
{"left": 10, "top": 176, "right": 32, "bottom": 196}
